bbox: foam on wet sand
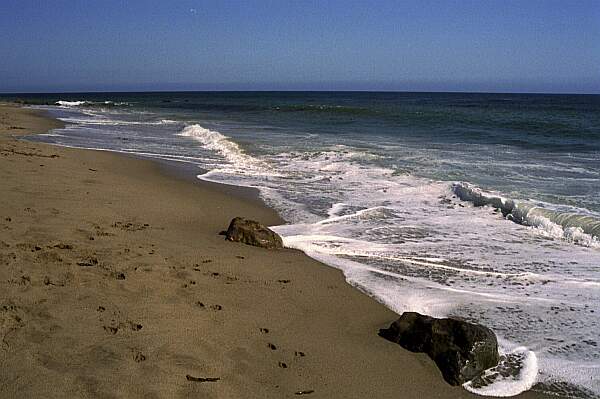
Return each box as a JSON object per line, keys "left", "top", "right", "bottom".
{"left": 0, "top": 104, "right": 554, "bottom": 398}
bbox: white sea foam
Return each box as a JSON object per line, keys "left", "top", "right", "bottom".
{"left": 270, "top": 174, "right": 600, "bottom": 397}
{"left": 464, "top": 347, "right": 538, "bottom": 397}
{"left": 178, "top": 124, "right": 280, "bottom": 178}
{"left": 56, "top": 100, "right": 87, "bottom": 106}
{"left": 55, "top": 100, "right": 131, "bottom": 107}
{"left": 60, "top": 117, "right": 179, "bottom": 126}
{"left": 35, "top": 106, "right": 600, "bottom": 398}
{"left": 36, "top": 132, "right": 65, "bottom": 137}
{"left": 453, "top": 182, "right": 600, "bottom": 247}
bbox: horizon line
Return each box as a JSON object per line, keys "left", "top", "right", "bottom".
{"left": 1, "top": 88, "right": 599, "bottom": 96}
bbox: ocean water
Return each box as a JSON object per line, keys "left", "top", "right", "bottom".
{"left": 6, "top": 92, "right": 600, "bottom": 397}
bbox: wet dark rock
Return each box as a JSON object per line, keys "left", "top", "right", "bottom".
{"left": 224, "top": 217, "right": 283, "bottom": 249}
{"left": 379, "top": 312, "right": 499, "bottom": 385}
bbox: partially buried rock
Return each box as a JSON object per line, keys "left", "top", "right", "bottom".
{"left": 379, "top": 312, "right": 499, "bottom": 386}
{"left": 224, "top": 217, "right": 283, "bottom": 249}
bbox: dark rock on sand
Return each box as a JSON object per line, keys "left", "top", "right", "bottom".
{"left": 224, "top": 217, "right": 283, "bottom": 249}
{"left": 379, "top": 312, "right": 499, "bottom": 385}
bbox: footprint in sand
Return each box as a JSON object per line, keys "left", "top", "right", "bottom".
{"left": 103, "top": 326, "right": 118, "bottom": 334}
{"left": 52, "top": 243, "right": 73, "bottom": 250}
{"left": 102, "top": 321, "right": 142, "bottom": 334}
{"left": 128, "top": 321, "right": 143, "bottom": 331}
{"left": 195, "top": 302, "right": 222, "bottom": 311}
{"left": 0, "top": 252, "right": 16, "bottom": 266}
{"left": 36, "top": 250, "right": 63, "bottom": 263}
{"left": 0, "top": 305, "right": 25, "bottom": 349}
{"left": 111, "top": 221, "right": 149, "bottom": 232}
{"left": 77, "top": 256, "right": 98, "bottom": 267}
{"left": 111, "top": 271, "right": 126, "bottom": 280}
{"left": 8, "top": 275, "right": 31, "bottom": 286}
{"left": 133, "top": 350, "right": 146, "bottom": 362}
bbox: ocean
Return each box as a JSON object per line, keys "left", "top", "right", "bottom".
{"left": 6, "top": 91, "right": 600, "bottom": 397}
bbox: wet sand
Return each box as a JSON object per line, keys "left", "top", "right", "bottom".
{"left": 0, "top": 104, "right": 549, "bottom": 398}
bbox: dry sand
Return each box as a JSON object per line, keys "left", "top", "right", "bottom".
{"left": 0, "top": 104, "right": 550, "bottom": 398}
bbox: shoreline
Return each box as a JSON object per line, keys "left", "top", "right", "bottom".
{"left": 0, "top": 104, "right": 551, "bottom": 398}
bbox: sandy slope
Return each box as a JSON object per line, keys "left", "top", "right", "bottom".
{"left": 0, "top": 104, "right": 548, "bottom": 398}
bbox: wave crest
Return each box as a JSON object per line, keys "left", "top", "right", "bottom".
{"left": 452, "top": 182, "right": 600, "bottom": 247}
{"left": 56, "top": 100, "right": 87, "bottom": 106}
{"left": 55, "top": 100, "right": 130, "bottom": 107}
{"left": 177, "top": 124, "right": 276, "bottom": 177}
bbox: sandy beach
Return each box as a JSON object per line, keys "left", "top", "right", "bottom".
{"left": 0, "top": 104, "right": 552, "bottom": 398}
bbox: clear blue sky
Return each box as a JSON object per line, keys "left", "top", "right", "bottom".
{"left": 1, "top": 0, "right": 598, "bottom": 93}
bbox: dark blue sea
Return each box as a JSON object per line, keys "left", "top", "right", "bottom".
{"left": 5, "top": 91, "right": 600, "bottom": 397}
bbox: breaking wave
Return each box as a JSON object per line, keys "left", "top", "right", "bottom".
{"left": 452, "top": 182, "right": 600, "bottom": 247}
{"left": 55, "top": 100, "right": 130, "bottom": 107}
{"left": 56, "top": 100, "right": 87, "bottom": 106}
{"left": 176, "top": 124, "right": 276, "bottom": 177}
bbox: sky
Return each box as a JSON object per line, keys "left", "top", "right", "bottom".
{"left": 1, "top": 0, "right": 599, "bottom": 94}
